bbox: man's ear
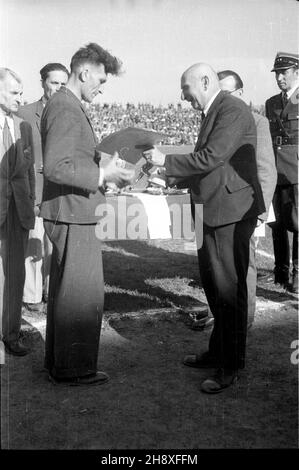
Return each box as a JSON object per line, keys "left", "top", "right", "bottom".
{"left": 79, "top": 68, "right": 88, "bottom": 82}
{"left": 201, "top": 75, "right": 209, "bottom": 90}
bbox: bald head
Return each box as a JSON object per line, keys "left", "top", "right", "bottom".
{"left": 181, "top": 63, "right": 220, "bottom": 110}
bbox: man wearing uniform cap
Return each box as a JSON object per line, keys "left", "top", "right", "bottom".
{"left": 265, "top": 52, "right": 299, "bottom": 294}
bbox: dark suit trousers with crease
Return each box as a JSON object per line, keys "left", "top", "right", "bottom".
{"left": 197, "top": 217, "right": 257, "bottom": 370}
{"left": 0, "top": 197, "right": 29, "bottom": 343}
{"left": 43, "top": 220, "right": 104, "bottom": 379}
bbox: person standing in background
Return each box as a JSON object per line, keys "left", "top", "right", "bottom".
{"left": 0, "top": 68, "right": 35, "bottom": 356}
{"left": 190, "top": 70, "right": 277, "bottom": 331}
{"left": 265, "top": 52, "right": 298, "bottom": 294}
{"left": 18, "top": 63, "right": 69, "bottom": 312}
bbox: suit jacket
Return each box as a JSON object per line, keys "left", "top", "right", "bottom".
{"left": 252, "top": 112, "right": 277, "bottom": 221}
{"left": 40, "top": 87, "right": 106, "bottom": 224}
{"left": 0, "top": 115, "right": 35, "bottom": 230}
{"left": 17, "top": 99, "right": 44, "bottom": 204}
{"left": 165, "top": 91, "right": 265, "bottom": 227}
{"left": 265, "top": 87, "right": 298, "bottom": 185}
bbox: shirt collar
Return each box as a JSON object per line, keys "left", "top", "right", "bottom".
{"left": 203, "top": 89, "right": 221, "bottom": 116}
{"left": 0, "top": 112, "right": 14, "bottom": 129}
{"left": 286, "top": 82, "right": 299, "bottom": 99}
{"left": 41, "top": 95, "right": 48, "bottom": 107}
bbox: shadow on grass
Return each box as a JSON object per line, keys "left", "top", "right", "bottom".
{"left": 102, "top": 239, "right": 204, "bottom": 312}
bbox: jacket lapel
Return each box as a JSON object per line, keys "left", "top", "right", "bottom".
{"left": 281, "top": 87, "right": 299, "bottom": 119}
{"left": 35, "top": 99, "right": 44, "bottom": 132}
{"left": 195, "top": 91, "right": 224, "bottom": 151}
{"left": 80, "top": 102, "right": 98, "bottom": 144}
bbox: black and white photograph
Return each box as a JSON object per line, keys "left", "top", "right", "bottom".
{"left": 0, "top": 0, "right": 298, "bottom": 456}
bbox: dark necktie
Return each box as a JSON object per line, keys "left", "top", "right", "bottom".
{"left": 201, "top": 111, "right": 205, "bottom": 122}
{"left": 282, "top": 92, "right": 288, "bottom": 108}
{"left": 2, "top": 117, "right": 16, "bottom": 171}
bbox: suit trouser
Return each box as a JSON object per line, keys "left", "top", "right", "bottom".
{"left": 23, "top": 216, "right": 52, "bottom": 304}
{"left": 43, "top": 220, "right": 104, "bottom": 379}
{"left": 247, "top": 234, "right": 258, "bottom": 327}
{"left": 197, "top": 217, "right": 256, "bottom": 370}
{"left": 0, "top": 198, "right": 28, "bottom": 343}
{"left": 271, "top": 184, "right": 298, "bottom": 277}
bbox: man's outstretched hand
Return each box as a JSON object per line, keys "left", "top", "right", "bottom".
{"left": 143, "top": 146, "right": 166, "bottom": 167}
{"left": 100, "top": 152, "right": 135, "bottom": 189}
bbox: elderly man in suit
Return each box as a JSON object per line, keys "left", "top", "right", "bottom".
{"left": 0, "top": 68, "right": 35, "bottom": 356}
{"left": 144, "top": 63, "right": 265, "bottom": 393}
{"left": 18, "top": 63, "right": 69, "bottom": 312}
{"left": 265, "top": 52, "right": 299, "bottom": 294}
{"left": 40, "top": 43, "right": 134, "bottom": 386}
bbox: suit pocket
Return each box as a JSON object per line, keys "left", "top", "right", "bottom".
{"left": 225, "top": 175, "right": 251, "bottom": 193}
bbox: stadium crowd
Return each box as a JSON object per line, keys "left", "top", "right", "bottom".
{"left": 88, "top": 102, "right": 202, "bottom": 144}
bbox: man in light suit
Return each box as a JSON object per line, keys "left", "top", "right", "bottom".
{"left": 191, "top": 70, "right": 277, "bottom": 330}
{"left": 0, "top": 68, "right": 35, "bottom": 356}
{"left": 144, "top": 63, "right": 265, "bottom": 393}
{"left": 40, "top": 43, "right": 134, "bottom": 386}
{"left": 18, "top": 63, "right": 69, "bottom": 312}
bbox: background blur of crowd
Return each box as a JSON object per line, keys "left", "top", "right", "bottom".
{"left": 87, "top": 102, "right": 265, "bottom": 145}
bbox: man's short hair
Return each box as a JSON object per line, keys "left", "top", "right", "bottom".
{"left": 39, "top": 63, "right": 69, "bottom": 82}
{"left": 217, "top": 70, "right": 243, "bottom": 90}
{"left": 0, "top": 67, "right": 22, "bottom": 84}
{"left": 70, "top": 42, "right": 122, "bottom": 76}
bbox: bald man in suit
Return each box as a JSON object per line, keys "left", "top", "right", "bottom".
{"left": 145, "top": 63, "right": 265, "bottom": 393}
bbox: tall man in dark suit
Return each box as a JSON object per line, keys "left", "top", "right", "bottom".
{"left": 265, "top": 52, "right": 298, "bottom": 293}
{"left": 18, "top": 63, "right": 69, "bottom": 311}
{"left": 144, "top": 63, "right": 265, "bottom": 393}
{"left": 0, "top": 68, "right": 35, "bottom": 356}
{"left": 40, "top": 43, "right": 134, "bottom": 386}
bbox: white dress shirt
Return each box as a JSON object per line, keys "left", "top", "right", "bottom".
{"left": 0, "top": 113, "right": 15, "bottom": 143}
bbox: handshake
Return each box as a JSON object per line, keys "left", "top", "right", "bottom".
{"left": 100, "top": 152, "right": 136, "bottom": 191}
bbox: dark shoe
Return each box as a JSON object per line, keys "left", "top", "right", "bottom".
{"left": 4, "top": 340, "right": 29, "bottom": 356}
{"left": 201, "top": 368, "right": 238, "bottom": 394}
{"left": 188, "top": 279, "right": 200, "bottom": 288}
{"left": 23, "top": 302, "right": 45, "bottom": 313}
{"left": 49, "top": 371, "right": 109, "bottom": 386}
{"left": 191, "top": 316, "right": 214, "bottom": 331}
{"left": 288, "top": 272, "right": 299, "bottom": 294}
{"left": 183, "top": 351, "right": 219, "bottom": 369}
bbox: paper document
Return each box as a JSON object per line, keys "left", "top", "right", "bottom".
{"left": 135, "top": 193, "right": 171, "bottom": 239}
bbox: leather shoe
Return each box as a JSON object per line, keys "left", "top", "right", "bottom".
{"left": 49, "top": 371, "right": 109, "bottom": 386}
{"left": 183, "top": 351, "right": 219, "bottom": 369}
{"left": 201, "top": 368, "right": 238, "bottom": 394}
{"left": 4, "top": 340, "right": 29, "bottom": 356}
{"left": 191, "top": 316, "right": 214, "bottom": 331}
{"left": 289, "top": 272, "right": 299, "bottom": 294}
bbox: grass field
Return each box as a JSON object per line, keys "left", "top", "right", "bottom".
{"left": 1, "top": 208, "right": 298, "bottom": 450}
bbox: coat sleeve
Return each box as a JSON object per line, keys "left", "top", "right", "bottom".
{"left": 255, "top": 115, "right": 277, "bottom": 221}
{"left": 164, "top": 102, "right": 252, "bottom": 179}
{"left": 42, "top": 102, "right": 99, "bottom": 193}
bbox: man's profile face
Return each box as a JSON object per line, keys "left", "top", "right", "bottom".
{"left": 42, "top": 70, "right": 68, "bottom": 100}
{"left": 0, "top": 74, "right": 23, "bottom": 114}
{"left": 81, "top": 63, "right": 107, "bottom": 103}
{"left": 275, "top": 67, "right": 299, "bottom": 92}
{"left": 181, "top": 74, "right": 203, "bottom": 110}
